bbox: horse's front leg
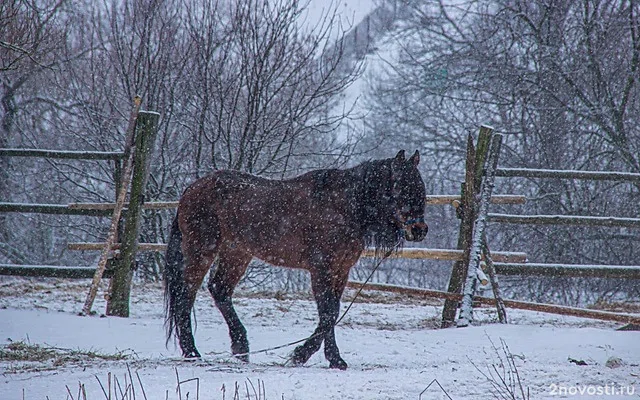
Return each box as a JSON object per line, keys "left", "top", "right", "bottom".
{"left": 322, "top": 279, "right": 348, "bottom": 370}
{"left": 291, "top": 269, "right": 348, "bottom": 369}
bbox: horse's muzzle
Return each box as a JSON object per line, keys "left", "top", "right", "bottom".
{"left": 403, "top": 217, "right": 428, "bottom": 241}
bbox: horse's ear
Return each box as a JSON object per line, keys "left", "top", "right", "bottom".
{"left": 394, "top": 150, "right": 406, "bottom": 162}
{"left": 409, "top": 150, "right": 420, "bottom": 167}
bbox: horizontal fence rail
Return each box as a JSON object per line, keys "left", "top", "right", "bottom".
{"left": 2, "top": 263, "right": 635, "bottom": 324}
{"left": 9, "top": 260, "right": 638, "bottom": 280}
{"left": 344, "top": 281, "right": 640, "bottom": 325}
{"left": 64, "top": 195, "right": 526, "bottom": 211}
{"left": 67, "top": 243, "right": 529, "bottom": 263}
{"left": 493, "top": 262, "right": 640, "bottom": 279}
{"left": 488, "top": 213, "right": 640, "bottom": 229}
{"left": 68, "top": 201, "right": 179, "bottom": 210}
{"left": 0, "top": 202, "right": 112, "bottom": 217}
{"left": 69, "top": 242, "right": 167, "bottom": 252}
{"left": 1, "top": 196, "right": 525, "bottom": 216}
{"left": 1, "top": 192, "right": 526, "bottom": 217}
{"left": 495, "top": 167, "right": 640, "bottom": 182}
{"left": 0, "top": 264, "right": 113, "bottom": 279}
{"left": 0, "top": 148, "right": 124, "bottom": 160}
{"left": 424, "top": 194, "right": 525, "bottom": 205}
{"left": 361, "top": 248, "right": 527, "bottom": 263}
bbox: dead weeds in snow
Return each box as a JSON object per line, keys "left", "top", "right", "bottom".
{"left": 0, "top": 340, "right": 131, "bottom": 373}
{"left": 470, "top": 335, "right": 530, "bottom": 400}
{"left": 60, "top": 366, "right": 277, "bottom": 400}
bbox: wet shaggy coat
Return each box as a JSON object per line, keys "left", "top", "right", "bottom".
{"left": 164, "top": 151, "right": 427, "bottom": 369}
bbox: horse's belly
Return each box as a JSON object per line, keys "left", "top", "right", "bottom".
{"left": 231, "top": 214, "right": 310, "bottom": 268}
{"left": 251, "top": 240, "right": 309, "bottom": 269}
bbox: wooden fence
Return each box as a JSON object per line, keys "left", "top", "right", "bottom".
{"left": 0, "top": 106, "right": 159, "bottom": 317}
{"left": 1, "top": 125, "right": 639, "bottom": 327}
{"left": 441, "top": 126, "right": 640, "bottom": 328}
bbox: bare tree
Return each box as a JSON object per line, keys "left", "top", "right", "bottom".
{"left": 181, "top": 0, "right": 362, "bottom": 179}
{"left": 0, "top": 0, "right": 363, "bottom": 280}
{"left": 363, "top": 0, "right": 640, "bottom": 303}
{"left": 0, "top": 0, "right": 71, "bottom": 263}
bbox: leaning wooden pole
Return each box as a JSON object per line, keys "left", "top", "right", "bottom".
{"left": 458, "top": 131, "right": 503, "bottom": 327}
{"left": 81, "top": 96, "right": 142, "bottom": 316}
{"left": 482, "top": 233, "right": 507, "bottom": 323}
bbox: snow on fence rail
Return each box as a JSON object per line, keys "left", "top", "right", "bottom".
{"left": 495, "top": 167, "right": 640, "bottom": 182}
{"left": 62, "top": 242, "right": 640, "bottom": 280}
{"left": 67, "top": 195, "right": 525, "bottom": 209}
{"left": 493, "top": 262, "right": 640, "bottom": 280}
{"left": 68, "top": 201, "right": 180, "bottom": 210}
{"left": 488, "top": 213, "right": 640, "bottom": 228}
{"left": 62, "top": 195, "right": 527, "bottom": 210}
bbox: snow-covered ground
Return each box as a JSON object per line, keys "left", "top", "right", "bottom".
{"left": 1, "top": 277, "right": 638, "bottom": 400}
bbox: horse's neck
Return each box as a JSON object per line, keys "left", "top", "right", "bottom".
{"left": 347, "top": 161, "right": 387, "bottom": 228}
{"left": 354, "top": 159, "right": 388, "bottom": 194}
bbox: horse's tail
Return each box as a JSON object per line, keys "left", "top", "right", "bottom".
{"left": 163, "top": 212, "right": 186, "bottom": 345}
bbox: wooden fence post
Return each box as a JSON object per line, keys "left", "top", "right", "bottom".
{"left": 458, "top": 131, "right": 502, "bottom": 327}
{"left": 441, "top": 126, "right": 493, "bottom": 327}
{"left": 106, "top": 111, "right": 159, "bottom": 317}
{"left": 81, "top": 97, "right": 142, "bottom": 316}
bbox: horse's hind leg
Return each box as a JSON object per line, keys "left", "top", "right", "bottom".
{"left": 207, "top": 248, "right": 251, "bottom": 361}
{"left": 177, "top": 251, "right": 215, "bottom": 358}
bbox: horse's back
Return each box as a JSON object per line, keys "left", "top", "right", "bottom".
{"left": 180, "top": 168, "right": 336, "bottom": 209}
{"left": 177, "top": 168, "right": 363, "bottom": 269}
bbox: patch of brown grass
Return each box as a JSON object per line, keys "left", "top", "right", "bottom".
{"left": 0, "top": 340, "right": 130, "bottom": 373}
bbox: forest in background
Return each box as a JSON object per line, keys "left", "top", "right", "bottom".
{"left": 1, "top": 0, "right": 639, "bottom": 306}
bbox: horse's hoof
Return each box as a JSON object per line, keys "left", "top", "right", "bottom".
{"left": 329, "top": 358, "right": 348, "bottom": 370}
{"left": 290, "top": 348, "right": 309, "bottom": 367}
{"left": 234, "top": 353, "right": 249, "bottom": 363}
{"left": 231, "top": 342, "right": 249, "bottom": 362}
{"left": 183, "top": 349, "right": 201, "bottom": 359}
{"left": 290, "top": 355, "right": 306, "bottom": 367}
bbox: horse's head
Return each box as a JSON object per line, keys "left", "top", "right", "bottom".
{"left": 363, "top": 150, "right": 428, "bottom": 250}
{"left": 388, "top": 150, "right": 428, "bottom": 242}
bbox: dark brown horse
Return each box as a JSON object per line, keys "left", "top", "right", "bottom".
{"left": 164, "top": 150, "right": 427, "bottom": 369}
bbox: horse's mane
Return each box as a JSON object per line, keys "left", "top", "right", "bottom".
{"left": 290, "top": 158, "right": 403, "bottom": 257}
{"left": 347, "top": 159, "right": 403, "bottom": 257}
